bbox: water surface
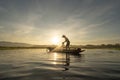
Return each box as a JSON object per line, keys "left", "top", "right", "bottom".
{"left": 0, "top": 49, "right": 120, "bottom": 80}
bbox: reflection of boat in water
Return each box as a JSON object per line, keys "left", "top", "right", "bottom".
{"left": 52, "top": 48, "right": 85, "bottom": 55}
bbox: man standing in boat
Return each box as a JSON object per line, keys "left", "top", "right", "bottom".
{"left": 62, "top": 35, "right": 70, "bottom": 50}
{"left": 62, "top": 35, "right": 70, "bottom": 67}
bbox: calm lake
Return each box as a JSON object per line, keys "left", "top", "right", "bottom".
{"left": 0, "top": 49, "right": 120, "bottom": 80}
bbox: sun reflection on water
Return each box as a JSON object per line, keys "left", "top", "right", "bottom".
{"left": 53, "top": 52, "right": 57, "bottom": 65}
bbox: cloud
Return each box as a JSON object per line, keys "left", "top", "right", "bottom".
{"left": 20, "top": 12, "right": 43, "bottom": 25}
{"left": 13, "top": 24, "right": 35, "bottom": 34}
{"left": 0, "top": 26, "right": 3, "bottom": 29}
{"left": 0, "top": 0, "right": 120, "bottom": 45}
{"left": 0, "top": 6, "right": 8, "bottom": 13}
{"left": 81, "top": 19, "right": 111, "bottom": 31}
{"left": 70, "top": 0, "right": 117, "bottom": 22}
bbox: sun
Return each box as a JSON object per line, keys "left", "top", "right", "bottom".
{"left": 52, "top": 37, "right": 60, "bottom": 45}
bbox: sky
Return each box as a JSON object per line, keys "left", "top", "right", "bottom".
{"left": 0, "top": 0, "right": 120, "bottom": 45}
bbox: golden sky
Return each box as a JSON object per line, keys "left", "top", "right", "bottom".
{"left": 0, "top": 0, "right": 120, "bottom": 45}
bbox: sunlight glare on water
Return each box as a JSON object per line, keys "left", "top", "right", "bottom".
{"left": 52, "top": 53, "right": 57, "bottom": 65}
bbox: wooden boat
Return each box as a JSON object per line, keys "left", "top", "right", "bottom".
{"left": 52, "top": 48, "right": 85, "bottom": 55}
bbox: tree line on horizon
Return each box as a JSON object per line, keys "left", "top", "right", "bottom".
{"left": 79, "top": 43, "right": 120, "bottom": 49}
{"left": 0, "top": 43, "right": 120, "bottom": 50}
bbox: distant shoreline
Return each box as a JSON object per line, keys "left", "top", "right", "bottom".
{"left": 0, "top": 46, "right": 52, "bottom": 50}
{"left": 0, "top": 41, "right": 120, "bottom": 50}
{"left": 0, "top": 46, "right": 120, "bottom": 50}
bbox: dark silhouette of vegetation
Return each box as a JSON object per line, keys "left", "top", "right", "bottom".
{"left": 0, "top": 44, "right": 120, "bottom": 50}
{"left": 81, "top": 43, "right": 120, "bottom": 49}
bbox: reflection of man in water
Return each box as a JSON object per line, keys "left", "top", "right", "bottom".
{"left": 62, "top": 35, "right": 70, "bottom": 50}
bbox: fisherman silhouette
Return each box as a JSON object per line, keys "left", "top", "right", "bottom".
{"left": 62, "top": 35, "right": 70, "bottom": 50}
